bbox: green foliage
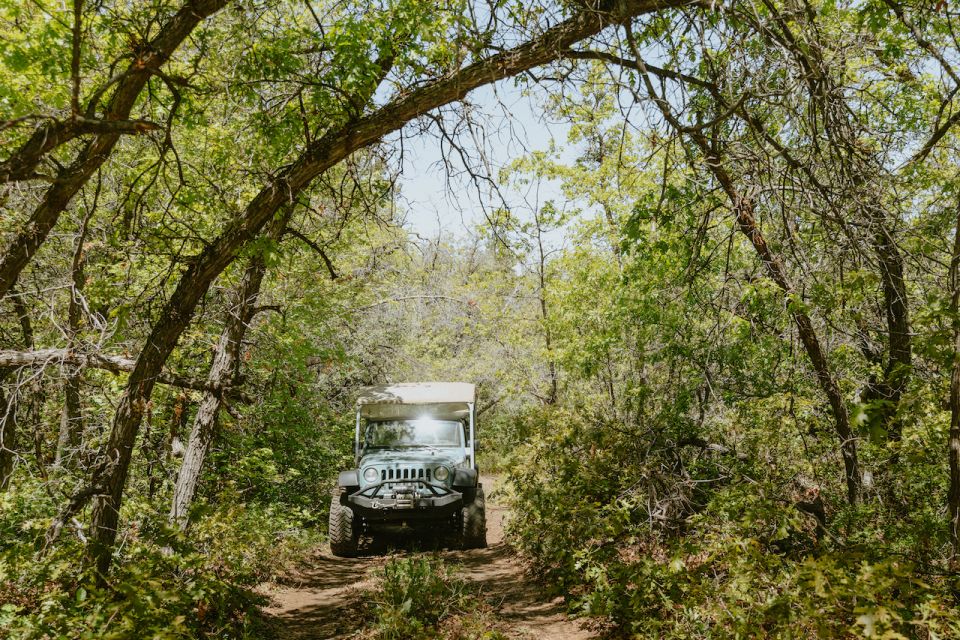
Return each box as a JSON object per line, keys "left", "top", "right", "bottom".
{"left": 368, "top": 556, "right": 468, "bottom": 639}
{"left": 363, "top": 555, "right": 509, "bottom": 639}
{"left": 5, "top": 0, "right": 960, "bottom": 637}
{"left": 506, "top": 405, "right": 960, "bottom": 638}
{"left": 0, "top": 476, "right": 317, "bottom": 639}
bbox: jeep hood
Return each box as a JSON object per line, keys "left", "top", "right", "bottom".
{"left": 359, "top": 448, "right": 466, "bottom": 468}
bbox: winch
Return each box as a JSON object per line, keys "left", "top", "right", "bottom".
{"left": 394, "top": 486, "right": 416, "bottom": 509}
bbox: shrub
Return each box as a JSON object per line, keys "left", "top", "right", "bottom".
{"left": 0, "top": 475, "right": 315, "bottom": 639}
{"left": 505, "top": 404, "right": 960, "bottom": 639}
{"left": 366, "top": 555, "right": 508, "bottom": 640}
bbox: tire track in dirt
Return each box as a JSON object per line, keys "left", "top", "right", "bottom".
{"left": 261, "top": 476, "right": 594, "bottom": 639}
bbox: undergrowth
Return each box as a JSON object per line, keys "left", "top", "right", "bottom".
{"left": 504, "top": 405, "right": 960, "bottom": 639}
{"left": 0, "top": 476, "right": 319, "bottom": 639}
{"left": 364, "top": 555, "right": 507, "bottom": 640}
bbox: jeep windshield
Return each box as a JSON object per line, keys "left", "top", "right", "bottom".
{"left": 364, "top": 419, "right": 463, "bottom": 448}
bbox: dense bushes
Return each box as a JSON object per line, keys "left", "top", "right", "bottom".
{"left": 505, "top": 404, "right": 960, "bottom": 638}
{"left": 0, "top": 475, "right": 317, "bottom": 639}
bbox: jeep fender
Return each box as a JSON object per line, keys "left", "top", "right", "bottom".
{"left": 338, "top": 469, "right": 360, "bottom": 489}
{"left": 452, "top": 467, "right": 478, "bottom": 488}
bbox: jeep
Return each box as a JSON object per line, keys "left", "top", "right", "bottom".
{"left": 328, "top": 382, "right": 486, "bottom": 556}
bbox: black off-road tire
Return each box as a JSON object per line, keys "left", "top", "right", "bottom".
{"left": 329, "top": 495, "right": 359, "bottom": 557}
{"left": 462, "top": 486, "right": 487, "bottom": 549}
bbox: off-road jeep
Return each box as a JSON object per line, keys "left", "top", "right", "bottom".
{"left": 328, "top": 382, "right": 486, "bottom": 556}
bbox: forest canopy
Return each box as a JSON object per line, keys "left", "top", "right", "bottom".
{"left": 2, "top": 0, "right": 960, "bottom": 637}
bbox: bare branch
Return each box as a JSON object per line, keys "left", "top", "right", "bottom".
{"left": 354, "top": 295, "right": 469, "bottom": 310}
{"left": 287, "top": 228, "right": 339, "bottom": 279}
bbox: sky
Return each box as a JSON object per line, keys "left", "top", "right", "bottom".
{"left": 388, "top": 80, "right": 576, "bottom": 239}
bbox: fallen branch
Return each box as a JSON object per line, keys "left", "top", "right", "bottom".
{"left": 0, "top": 348, "right": 250, "bottom": 400}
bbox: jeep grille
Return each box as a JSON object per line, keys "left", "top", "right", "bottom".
{"left": 381, "top": 467, "right": 432, "bottom": 482}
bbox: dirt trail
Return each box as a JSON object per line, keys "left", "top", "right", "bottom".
{"left": 262, "top": 477, "right": 594, "bottom": 639}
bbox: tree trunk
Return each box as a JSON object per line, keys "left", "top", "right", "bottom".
{"left": 0, "top": 0, "right": 229, "bottom": 300}
{"left": 57, "top": 372, "right": 83, "bottom": 467}
{"left": 625, "top": 42, "right": 862, "bottom": 504}
{"left": 870, "top": 208, "right": 912, "bottom": 443}
{"left": 535, "top": 215, "right": 558, "bottom": 405}
{"left": 948, "top": 205, "right": 960, "bottom": 562}
{"left": 58, "top": 0, "right": 687, "bottom": 579}
{"left": 763, "top": 1, "right": 911, "bottom": 446}
{"left": 0, "top": 290, "right": 35, "bottom": 489}
{"left": 0, "top": 348, "right": 250, "bottom": 396}
{"left": 169, "top": 211, "right": 289, "bottom": 527}
{"left": 709, "top": 155, "right": 861, "bottom": 505}
{"left": 0, "top": 369, "right": 15, "bottom": 490}
{"left": 56, "top": 212, "right": 91, "bottom": 466}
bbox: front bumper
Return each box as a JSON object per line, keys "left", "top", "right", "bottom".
{"left": 344, "top": 479, "right": 462, "bottom": 521}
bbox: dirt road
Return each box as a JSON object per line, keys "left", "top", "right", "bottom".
{"left": 261, "top": 477, "right": 594, "bottom": 639}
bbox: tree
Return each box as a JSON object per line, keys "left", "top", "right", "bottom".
{"left": 168, "top": 209, "right": 292, "bottom": 527}
{"left": 0, "top": 0, "right": 230, "bottom": 299}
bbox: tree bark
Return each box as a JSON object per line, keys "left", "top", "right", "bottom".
{"left": 709, "top": 157, "right": 861, "bottom": 505}
{"left": 56, "top": 212, "right": 91, "bottom": 466}
{"left": 64, "top": 0, "right": 692, "bottom": 578}
{"left": 0, "top": 291, "right": 35, "bottom": 489}
{"left": 0, "top": 0, "right": 229, "bottom": 300}
{"left": 948, "top": 204, "right": 960, "bottom": 562}
{"left": 753, "top": 0, "right": 912, "bottom": 446}
{"left": 169, "top": 211, "right": 290, "bottom": 527}
{"left": 0, "top": 369, "right": 15, "bottom": 490}
{"left": 868, "top": 208, "right": 912, "bottom": 443}
{"left": 57, "top": 371, "right": 83, "bottom": 466}
{"left": 534, "top": 213, "right": 558, "bottom": 405}
{"left": 0, "top": 118, "right": 159, "bottom": 184}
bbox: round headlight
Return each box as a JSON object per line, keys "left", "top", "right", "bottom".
{"left": 433, "top": 466, "right": 450, "bottom": 481}
{"left": 363, "top": 467, "right": 379, "bottom": 483}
